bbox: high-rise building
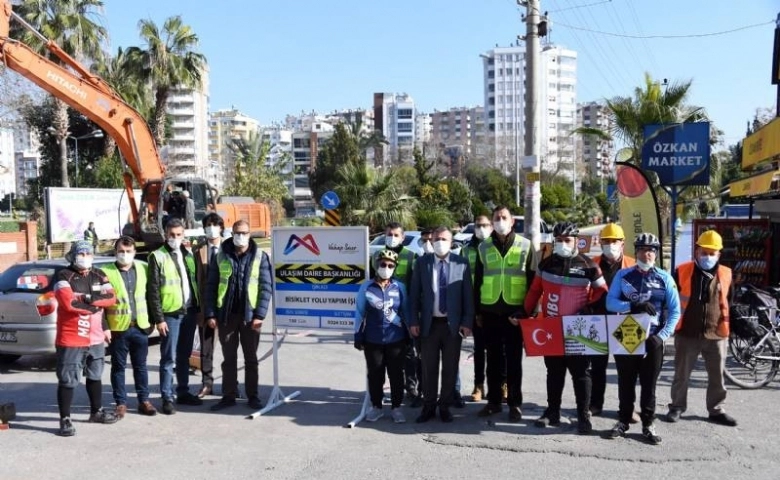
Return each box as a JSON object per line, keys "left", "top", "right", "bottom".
{"left": 12, "top": 121, "right": 40, "bottom": 197}
{"left": 415, "top": 112, "right": 431, "bottom": 153}
{"left": 207, "top": 108, "right": 260, "bottom": 191}
{"left": 373, "top": 92, "right": 416, "bottom": 167}
{"left": 263, "top": 127, "right": 294, "bottom": 195}
{"left": 0, "top": 127, "right": 15, "bottom": 202}
{"left": 481, "top": 44, "right": 577, "bottom": 179}
{"left": 163, "top": 68, "right": 211, "bottom": 185}
{"left": 576, "top": 101, "right": 614, "bottom": 184}
{"left": 291, "top": 122, "right": 334, "bottom": 217}
{"left": 429, "top": 106, "right": 485, "bottom": 176}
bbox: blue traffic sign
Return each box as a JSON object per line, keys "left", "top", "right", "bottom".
{"left": 641, "top": 122, "right": 710, "bottom": 186}
{"left": 320, "top": 191, "right": 340, "bottom": 210}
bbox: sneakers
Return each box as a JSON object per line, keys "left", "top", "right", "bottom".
{"left": 88, "top": 408, "right": 119, "bottom": 424}
{"left": 210, "top": 397, "right": 237, "bottom": 412}
{"left": 366, "top": 406, "right": 384, "bottom": 422}
{"left": 666, "top": 408, "right": 682, "bottom": 423}
{"left": 477, "top": 403, "right": 502, "bottom": 417}
{"left": 577, "top": 413, "right": 593, "bottom": 434}
{"left": 608, "top": 421, "right": 628, "bottom": 439}
{"left": 57, "top": 417, "right": 75, "bottom": 437}
{"left": 534, "top": 409, "right": 561, "bottom": 428}
{"left": 138, "top": 401, "right": 158, "bottom": 416}
{"left": 247, "top": 396, "right": 264, "bottom": 410}
{"left": 508, "top": 406, "right": 522, "bottom": 422}
{"left": 470, "top": 385, "right": 485, "bottom": 402}
{"left": 709, "top": 413, "right": 737, "bottom": 427}
{"left": 391, "top": 408, "right": 406, "bottom": 424}
{"left": 162, "top": 400, "right": 176, "bottom": 415}
{"left": 176, "top": 392, "right": 203, "bottom": 406}
{"left": 642, "top": 423, "right": 662, "bottom": 445}
{"left": 115, "top": 404, "right": 127, "bottom": 419}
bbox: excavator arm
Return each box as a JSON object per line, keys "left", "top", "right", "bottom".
{"left": 0, "top": 0, "right": 165, "bottom": 237}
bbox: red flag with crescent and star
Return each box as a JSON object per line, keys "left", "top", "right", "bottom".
{"left": 520, "top": 317, "right": 565, "bottom": 357}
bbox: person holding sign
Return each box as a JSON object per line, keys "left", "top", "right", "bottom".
{"left": 354, "top": 249, "right": 410, "bottom": 423}
{"left": 522, "top": 222, "right": 608, "bottom": 434}
{"left": 409, "top": 227, "right": 474, "bottom": 423}
{"left": 605, "top": 233, "right": 681, "bottom": 445}
{"left": 667, "top": 230, "right": 736, "bottom": 427}
{"left": 589, "top": 224, "right": 636, "bottom": 422}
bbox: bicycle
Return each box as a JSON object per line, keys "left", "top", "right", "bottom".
{"left": 724, "top": 285, "right": 780, "bottom": 389}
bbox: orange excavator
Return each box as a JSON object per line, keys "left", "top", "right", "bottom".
{"left": 0, "top": 0, "right": 270, "bottom": 246}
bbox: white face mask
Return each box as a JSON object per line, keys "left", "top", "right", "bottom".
{"left": 697, "top": 254, "right": 718, "bottom": 271}
{"left": 602, "top": 243, "right": 622, "bottom": 261}
{"left": 116, "top": 252, "right": 134, "bottom": 266}
{"left": 433, "top": 240, "right": 450, "bottom": 257}
{"left": 167, "top": 237, "right": 183, "bottom": 250}
{"left": 205, "top": 226, "right": 221, "bottom": 239}
{"left": 422, "top": 241, "right": 434, "bottom": 254}
{"left": 377, "top": 266, "right": 394, "bottom": 280}
{"left": 233, "top": 234, "right": 249, "bottom": 248}
{"left": 493, "top": 220, "right": 511, "bottom": 236}
{"left": 636, "top": 260, "right": 654, "bottom": 272}
{"left": 553, "top": 242, "right": 576, "bottom": 258}
{"left": 385, "top": 235, "right": 402, "bottom": 248}
{"left": 74, "top": 257, "right": 93, "bottom": 270}
{"left": 475, "top": 227, "right": 492, "bottom": 240}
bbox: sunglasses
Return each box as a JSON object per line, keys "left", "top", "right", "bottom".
{"left": 378, "top": 262, "right": 395, "bottom": 268}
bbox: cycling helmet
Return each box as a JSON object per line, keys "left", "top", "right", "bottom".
{"left": 634, "top": 232, "right": 661, "bottom": 250}
{"left": 553, "top": 221, "right": 579, "bottom": 238}
{"left": 376, "top": 249, "right": 399, "bottom": 265}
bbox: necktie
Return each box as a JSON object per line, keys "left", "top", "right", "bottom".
{"left": 438, "top": 260, "right": 447, "bottom": 314}
{"left": 210, "top": 246, "right": 217, "bottom": 265}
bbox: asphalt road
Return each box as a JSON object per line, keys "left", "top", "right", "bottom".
{"left": 1, "top": 326, "right": 778, "bottom": 480}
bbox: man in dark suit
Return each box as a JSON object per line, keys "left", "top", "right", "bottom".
{"left": 409, "top": 226, "right": 474, "bottom": 423}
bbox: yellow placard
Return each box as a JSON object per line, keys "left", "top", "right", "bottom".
{"left": 612, "top": 315, "right": 647, "bottom": 354}
{"left": 728, "top": 169, "right": 780, "bottom": 198}
{"left": 742, "top": 117, "right": 780, "bottom": 170}
{"left": 525, "top": 171, "right": 540, "bottom": 183}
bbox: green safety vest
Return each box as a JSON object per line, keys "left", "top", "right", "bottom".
{"left": 150, "top": 248, "right": 198, "bottom": 313}
{"left": 215, "top": 251, "right": 263, "bottom": 310}
{"left": 462, "top": 244, "right": 479, "bottom": 282}
{"left": 102, "top": 261, "right": 149, "bottom": 331}
{"left": 478, "top": 235, "right": 531, "bottom": 306}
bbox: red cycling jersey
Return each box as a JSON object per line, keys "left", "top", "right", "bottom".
{"left": 524, "top": 253, "right": 608, "bottom": 318}
{"left": 54, "top": 266, "right": 116, "bottom": 347}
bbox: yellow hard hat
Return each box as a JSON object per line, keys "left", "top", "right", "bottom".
{"left": 600, "top": 223, "right": 625, "bottom": 240}
{"left": 696, "top": 230, "right": 723, "bottom": 250}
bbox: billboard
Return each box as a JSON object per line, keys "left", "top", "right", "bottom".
{"left": 44, "top": 187, "right": 139, "bottom": 244}
{"left": 641, "top": 123, "right": 710, "bottom": 186}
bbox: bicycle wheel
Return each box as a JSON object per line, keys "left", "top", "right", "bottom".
{"left": 724, "top": 330, "right": 780, "bottom": 389}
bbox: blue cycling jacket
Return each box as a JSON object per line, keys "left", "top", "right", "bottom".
{"left": 354, "top": 278, "right": 409, "bottom": 345}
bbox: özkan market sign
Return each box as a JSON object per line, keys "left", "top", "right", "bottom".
{"left": 641, "top": 122, "right": 711, "bottom": 186}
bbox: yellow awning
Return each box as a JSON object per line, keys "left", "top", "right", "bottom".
{"left": 729, "top": 169, "right": 780, "bottom": 197}
{"left": 742, "top": 117, "right": 780, "bottom": 169}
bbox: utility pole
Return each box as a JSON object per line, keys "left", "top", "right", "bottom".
{"left": 521, "top": 0, "right": 542, "bottom": 252}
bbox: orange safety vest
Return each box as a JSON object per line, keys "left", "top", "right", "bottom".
{"left": 676, "top": 261, "right": 731, "bottom": 338}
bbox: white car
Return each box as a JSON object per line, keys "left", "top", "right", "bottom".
{"left": 368, "top": 230, "right": 462, "bottom": 261}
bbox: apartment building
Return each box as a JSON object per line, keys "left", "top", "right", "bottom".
{"left": 576, "top": 101, "right": 615, "bottom": 181}
{"left": 207, "top": 108, "right": 260, "bottom": 191}
{"left": 163, "top": 69, "right": 211, "bottom": 185}
{"left": 12, "top": 121, "right": 40, "bottom": 197}
{"left": 373, "top": 92, "right": 416, "bottom": 167}
{"left": 291, "top": 122, "right": 334, "bottom": 216}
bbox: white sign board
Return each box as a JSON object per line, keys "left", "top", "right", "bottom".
{"left": 45, "top": 187, "right": 141, "bottom": 243}
{"left": 272, "top": 226, "right": 369, "bottom": 330}
{"left": 562, "top": 314, "right": 609, "bottom": 355}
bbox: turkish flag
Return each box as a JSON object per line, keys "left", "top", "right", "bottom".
{"left": 520, "top": 317, "right": 565, "bottom": 357}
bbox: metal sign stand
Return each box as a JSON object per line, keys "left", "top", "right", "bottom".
{"left": 346, "top": 378, "right": 371, "bottom": 428}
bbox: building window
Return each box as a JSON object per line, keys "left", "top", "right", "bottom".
{"left": 397, "top": 122, "right": 413, "bottom": 133}
{"left": 397, "top": 109, "right": 413, "bottom": 119}
{"left": 488, "top": 71, "right": 495, "bottom": 79}
{"left": 489, "top": 84, "right": 495, "bottom": 93}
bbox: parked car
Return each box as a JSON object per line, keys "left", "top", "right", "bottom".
{"left": 0, "top": 257, "right": 117, "bottom": 363}
{"left": 454, "top": 217, "right": 553, "bottom": 244}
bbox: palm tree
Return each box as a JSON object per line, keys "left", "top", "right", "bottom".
{"left": 225, "top": 131, "right": 290, "bottom": 206}
{"left": 91, "top": 47, "right": 151, "bottom": 159}
{"left": 127, "top": 16, "right": 206, "bottom": 147}
{"left": 14, "top": 0, "right": 108, "bottom": 188}
{"left": 345, "top": 118, "right": 388, "bottom": 158}
{"left": 335, "top": 162, "right": 416, "bottom": 233}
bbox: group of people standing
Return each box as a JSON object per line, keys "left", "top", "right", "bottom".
{"left": 355, "top": 206, "right": 738, "bottom": 444}
{"left": 53, "top": 213, "right": 272, "bottom": 437}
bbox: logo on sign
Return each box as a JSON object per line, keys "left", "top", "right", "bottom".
{"left": 577, "top": 238, "right": 587, "bottom": 249}
{"left": 283, "top": 234, "right": 320, "bottom": 255}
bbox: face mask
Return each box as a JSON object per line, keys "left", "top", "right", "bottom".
{"left": 553, "top": 242, "right": 576, "bottom": 258}
{"left": 205, "top": 226, "right": 221, "bottom": 239}
{"left": 697, "top": 254, "right": 718, "bottom": 271}
{"left": 636, "top": 260, "right": 654, "bottom": 272}
{"left": 116, "top": 252, "right": 134, "bottom": 266}
{"left": 167, "top": 238, "right": 182, "bottom": 250}
{"left": 377, "top": 267, "right": 394, "bottom": 280}
{"left": 602, "top": 243, "right": 622, "bottom": 261}
{"left": 475, "top": 227, "right": 492, "bottom": 240}
{"left": 433, "top": 240, "right": 450, "bottom": 257}
{"left": 385, "top": 235, "right": 402, "bottom": 248}
{"left": 74, "top": 257, "right": 92, "bottom": 270}
{"left": 493, "top": 221, "right": 511, "bottom": 236}
{"left": 233, "top": 234, "right": 249, "bottom": 248}
{"left": 421, "top": 240, "right": 434, "bottom": 254}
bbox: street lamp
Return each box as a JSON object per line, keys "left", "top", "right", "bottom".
{"left": 68, "top": 130, "right": 104, "bottom": 187}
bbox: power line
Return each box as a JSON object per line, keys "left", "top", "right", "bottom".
{"left": 549, "top": 0, "right": 612, "bottom": 14}
{"left": 554, "top": 19, "right": 774, "bottom": 39}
